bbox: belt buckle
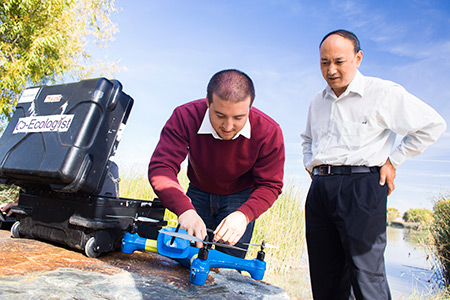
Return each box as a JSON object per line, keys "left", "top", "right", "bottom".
{"left": 318, "top": 165, "right": 331, "bottom": 176}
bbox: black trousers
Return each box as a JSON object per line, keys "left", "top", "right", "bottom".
{"left": 305, "top": 170, "right": 391, "bottom": 300}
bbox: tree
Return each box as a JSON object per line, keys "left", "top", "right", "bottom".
{"left": 402, "top": 208, "right": 434, "bottom": 224}
{"left": 387, "top": 207, "right": 401, "bottom": 223}
{"left": 0, "top": 0, "right": 118, "bottom": 125}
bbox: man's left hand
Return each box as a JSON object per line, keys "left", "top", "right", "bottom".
{"left": 379, "top": 158, "right": 396, "bottom": 196}
{"left": 213, "top": 211, "right": 248, "bottom": 246}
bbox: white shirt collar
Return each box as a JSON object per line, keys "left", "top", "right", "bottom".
{"left": 324, "top": 70, "right": 365, "bottom": 100}
{"left": 197, "top": 108, "right": 251, "bottom": 140}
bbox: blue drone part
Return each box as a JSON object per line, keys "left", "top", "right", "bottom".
{"left": 157, "top": 226, "right": 191, "bottom": 259}
{"left": 121, "top": 226, "right": 267, "bottom": 286}
{"left": 187, "top": 245, "right": 266, "bottom": 285}
{"left": 122, "top": 231, "right": 148, "bottom": 254}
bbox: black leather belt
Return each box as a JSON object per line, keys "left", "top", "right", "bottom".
{"left": 313, "top": 165, "right": 377, "bottom": 176}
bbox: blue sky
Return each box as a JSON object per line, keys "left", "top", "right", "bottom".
{"left": 91, "top": 0, "right": 450, "bottom": 213}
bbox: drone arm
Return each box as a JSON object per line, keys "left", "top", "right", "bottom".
{"left": 145, "top": 239, "right": 158, "bottom": 253}
{"left": 207, "top": 250, "right": 266, "bottom": 280}
{"left": 121, "top": 232, "right": 158, "bottom": 254}
{"left": 189, "top": 248, "right": 266, "bottom": 285}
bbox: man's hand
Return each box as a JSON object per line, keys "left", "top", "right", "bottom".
{"left": 178, "top": 209, "right": 207, "bottom": 248}
{"left": 379, "top": 158, "right": 396, "bottom": 196}
{"left": 213, "top": 211, "right": 248, "bottom": 246}
{"left": 0, "top": 202, "right": 17, "bottom": 217}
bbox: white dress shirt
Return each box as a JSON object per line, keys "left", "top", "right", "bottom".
{"left": 301, "top": 71, "right": 447, "bottom": 171}
{"left": 197, "top": 108, "right": 251, "bottom": 140}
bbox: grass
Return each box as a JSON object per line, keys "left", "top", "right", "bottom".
{"left": 432, "top": 197, "right": 450, "bottom": 285}
{"left": 245, "top": 178, "right": 310, "bottom": 299}
{"left": 400, "top": 290, "right": 450, "bottom": 300}
{"left": 0, "top": 183, "right": 19, "bottom": 206}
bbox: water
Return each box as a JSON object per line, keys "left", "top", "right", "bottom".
{"left": 385, "top": 226, "right": 439, "bottom": 299}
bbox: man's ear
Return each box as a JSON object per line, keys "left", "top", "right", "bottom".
{"left": 356, "top": 50, "right": 363, "bottom": 68}
{"left": 205, "top": 95, "right": 210, "bottom": 108}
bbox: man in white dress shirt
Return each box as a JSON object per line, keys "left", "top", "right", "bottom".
{"left": 301, "top": 29, "right": 446, "bottom": 300}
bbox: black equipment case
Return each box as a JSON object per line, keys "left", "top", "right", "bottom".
{"left": 0, "top": 78, "right": 166, "bottom": 257}
{"left": 11, "top": 190, "right": 166, "bottom": 257}
{"left": 0, "top": 78, "right": 131, "bottom": 194}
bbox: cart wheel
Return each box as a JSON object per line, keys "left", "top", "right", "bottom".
{"left": 11, "top": 221, "right": 21, "bottom": 238}
{"left": 85, "top": 237, "right": 101, "bottom": 258}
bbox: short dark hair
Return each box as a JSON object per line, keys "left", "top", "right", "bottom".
{"left": 207, "top": 69, "right": 255, "bottom": 106}
{"left": 320, "top": 29, "right": 361, "bottom": 54}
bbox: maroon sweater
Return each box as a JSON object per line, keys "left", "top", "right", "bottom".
{"left": 148, "top": 99, "right": 285, "bottom": 222}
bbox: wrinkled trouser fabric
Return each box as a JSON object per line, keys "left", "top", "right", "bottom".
{"left": 305, "top": 170, "right": 391, "bottom": 300}
{"left": 187, "top": 184, "right": 255, "bottom": 258}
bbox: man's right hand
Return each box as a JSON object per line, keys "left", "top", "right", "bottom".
{"left": 178, "top": 209, "right": 207, "bottom": 248}
{"left": 379, "top": 158, "right": 396, "bottom": 196}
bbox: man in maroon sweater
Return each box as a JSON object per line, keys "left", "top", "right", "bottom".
{"left": 148, "top": 69, "right": 285, "bottom": 257}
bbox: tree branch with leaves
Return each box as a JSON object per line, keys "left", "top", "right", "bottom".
{"left": 0, "top": 0, "right": 118, "bottom": 125}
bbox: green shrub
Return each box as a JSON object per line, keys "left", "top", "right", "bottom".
{"left": 403, "top": 208, "right": 434, "bottom": 224}
{"left": 432, "top": 198, "right": 450, "bottom": 285}
{"left": 387, "top": 207, "right": 401, "bottom": 223}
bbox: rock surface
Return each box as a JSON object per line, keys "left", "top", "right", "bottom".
{"left": 0, "top": 229, "right": 290, "bottom": 299}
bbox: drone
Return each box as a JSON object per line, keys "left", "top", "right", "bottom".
{"left": 115, "top": 215, "right": 277, "bottom": 286}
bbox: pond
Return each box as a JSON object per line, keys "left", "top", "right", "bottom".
{"left": 385, "top": 226, "right": 441, "bottom": 299}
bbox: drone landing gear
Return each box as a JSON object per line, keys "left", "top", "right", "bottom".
{"left": 158, "top": 227, "right": 267, "bottom": 285}
{"left": 188, "top": 243, "right": 266, "bottom": 285}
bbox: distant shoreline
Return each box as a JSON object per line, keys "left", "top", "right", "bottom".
{"left": 387, "top": 221, "right": 422, "bottom": 230}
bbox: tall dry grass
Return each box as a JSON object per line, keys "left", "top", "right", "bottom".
{"left": 432, "top": 196, "right": 450, "bottom": 286}
{"left": 246, "top": 178, "right": 310, "bottom": 299}
{"left": 0, "top": 184, "right": 19, "bottom": 205}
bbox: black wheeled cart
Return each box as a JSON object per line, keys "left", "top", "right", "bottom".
{"left": 0, "top": 78, "right": 166, "bottom": 257}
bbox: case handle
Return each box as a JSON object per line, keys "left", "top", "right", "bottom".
{"left": 107, "top": 80, "right": 123, "bottom": 111}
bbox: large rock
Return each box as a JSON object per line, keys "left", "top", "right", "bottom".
{"left": 0, "top": 229, "right": 289, "bottom": 299}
